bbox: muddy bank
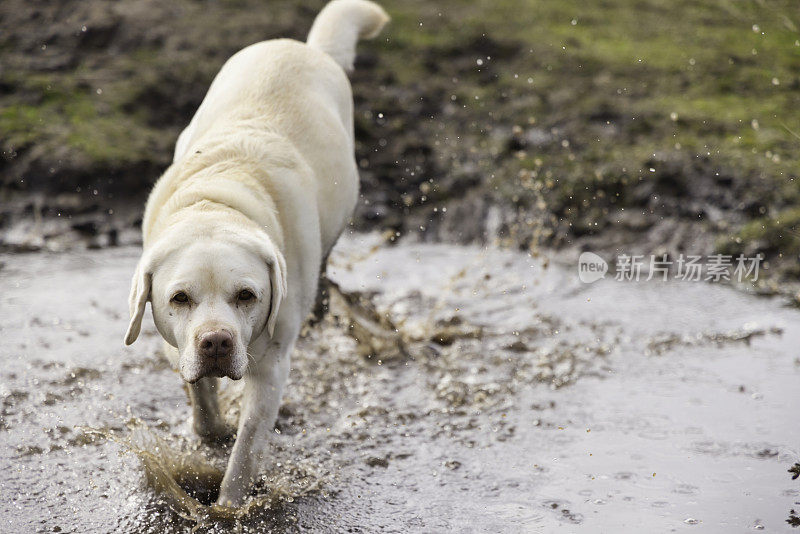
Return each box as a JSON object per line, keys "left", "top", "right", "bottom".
{"left": 1, "top": 233, "right": 799, "bottom": 532}
{"left": 2, "top": 0, "right": 800, "bottom": 290}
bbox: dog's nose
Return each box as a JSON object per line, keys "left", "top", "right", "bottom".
{"left": 198, "top": 330, "right": 233, "bottom": 358}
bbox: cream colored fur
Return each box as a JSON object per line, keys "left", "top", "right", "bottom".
{"left": 123, "top": 0, "right": 388, "bottom": 506}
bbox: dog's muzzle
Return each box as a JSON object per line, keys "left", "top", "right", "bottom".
{"left": 194, "top": 329, "right": 240, "bottom": 379}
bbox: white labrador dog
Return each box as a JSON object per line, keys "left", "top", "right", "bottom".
{"left": 123, "top": 0, "right": 389, "bottom": 507}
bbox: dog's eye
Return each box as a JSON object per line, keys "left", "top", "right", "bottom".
{"left": 171, "top": 292, "right": 189, "bottom": 304}
{"left": 238, "top": 289, "right": 255, "bottom": 302}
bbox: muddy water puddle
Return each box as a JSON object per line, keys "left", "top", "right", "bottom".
{"left": 1, "top": 233, "right": 799, "bottom": 532}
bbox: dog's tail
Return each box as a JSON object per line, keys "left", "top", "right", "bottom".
{"left": 307, "top": 0, "right": 389, "bottom": 72}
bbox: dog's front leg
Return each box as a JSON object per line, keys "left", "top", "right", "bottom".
{"left": 188, "top": 378, "right": 231, "bottom": 443}
{"left": 216, "top": 349, "right": 291, "bottom": 507}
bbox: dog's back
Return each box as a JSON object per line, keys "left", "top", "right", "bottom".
{"left": 160, "top": 0, "right": 389, "bottom": 252}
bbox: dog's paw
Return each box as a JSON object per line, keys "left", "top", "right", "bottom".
{"left": 216, "top": 483, "right": 247, "bottom": 509}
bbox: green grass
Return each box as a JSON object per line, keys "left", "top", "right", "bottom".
{"left": 0, "top": 70, "right": 164, "bottom": 165}
{"left": 1, "top": 0, "right": 799, "bottom": 280}
{"left": 374, "top": 0, "right": 800, "bottom": 256}
{"left": 720, "top": 207, "right": 800, "bottom": 255}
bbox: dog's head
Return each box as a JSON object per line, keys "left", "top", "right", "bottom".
{"left": 123, "top": 225, "right": 286, "bottom": 383}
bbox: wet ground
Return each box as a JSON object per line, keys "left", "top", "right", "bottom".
{"left": 1, "top": 233, "right": 799, "bottom": 532}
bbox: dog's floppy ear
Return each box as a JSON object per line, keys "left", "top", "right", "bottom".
{"left": 264, "top": 242, "right": 288, "bottom": 337}
{"left": 124, "top": 247, "right": 159, "bottom": 345}
{"left": 240, "top": 231, "right": 287, "bottom": 337}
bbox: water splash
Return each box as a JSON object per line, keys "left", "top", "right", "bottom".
{"left": 80, "top": 418, "right": 325, "bottom": 530}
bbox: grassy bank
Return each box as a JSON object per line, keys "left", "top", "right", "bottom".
{"left": 1, "top": 0, "right": 798, "bottom": 289}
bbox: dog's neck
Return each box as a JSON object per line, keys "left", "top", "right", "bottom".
{"left": 144, "top": 168, "right": 284, "bottom": 254}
